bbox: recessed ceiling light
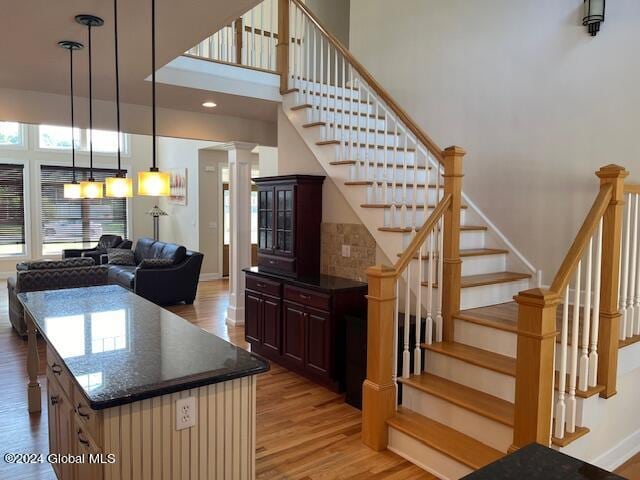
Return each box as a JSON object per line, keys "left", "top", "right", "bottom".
{"left": 202, "top": 101, "right": 217, "bottom": 108}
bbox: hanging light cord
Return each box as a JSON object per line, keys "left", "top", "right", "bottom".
{"left": 151, "top": 0, "right": 157, "bottom": 171}
{"left": 69, "top": 48, "right": 76, "bottom": 183}
{"left": 114, "top": 0, "right": 122, "bottom": 175}
{"left": 88, "top": 23, "right": 94, "bottom": 181}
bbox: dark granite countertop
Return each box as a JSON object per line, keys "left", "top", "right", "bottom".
{"left": 243, "top": 267, "right": 368, "bottom": 293}
{"left": 462, "top": 443, "right": 623, "bottom": 479}
{"left": 18, "top": 285, "right": 269, "bottom": 410}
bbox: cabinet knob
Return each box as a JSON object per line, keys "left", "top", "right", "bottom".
{"left": 77, "top": 429, "right": 90, "bottom": 446}
{"left": 50, "top": 395, "right": 59, "bottom": 406}
{"left": 256, "top": 283, "right": 266, "bottom": 288}
{"left": 51, "top": 363, "right": 62, "bottom": 375}
{"left": 299, "top": 294, "right": 311, "bottom": 300}
{"left": 268, "top": 260, "right": 276, "bottom": 265}
{"left": 76, "top": 403, "right": 90, "bottom": 419}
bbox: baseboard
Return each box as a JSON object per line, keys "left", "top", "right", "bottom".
{"left": 592, "top": 428, "right": 640, "bottom": 471}
{"left": 199, "top": 273, "right": 222, "bottom": 282}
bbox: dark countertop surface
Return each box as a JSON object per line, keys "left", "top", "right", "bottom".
{"left": 244, "top": 267, "right": 368, "bottom": 293}
{"left": 462, "top": 443, "right": 624, "bottom": 480}
{"left": 18, "top": 285, "right": 269, "bottom": 410}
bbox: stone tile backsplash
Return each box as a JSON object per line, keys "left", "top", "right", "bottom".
{"left": 321, "top": 223, "right": 376, "bottom": 282}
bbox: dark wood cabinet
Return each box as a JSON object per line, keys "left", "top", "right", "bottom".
{"left": 244, "top": 268, "right": 367, "bottom": 391}
{"left": 254, "top": 175, "right": 324, "bottom": 278}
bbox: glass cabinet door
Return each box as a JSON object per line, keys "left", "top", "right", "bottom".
{"left": 258, "top": 188, "right": 274, "bottom": 252}
{"left": 275, "top": 187, "right": 294, "bottom": 255}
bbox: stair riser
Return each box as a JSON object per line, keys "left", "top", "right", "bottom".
{"left": 366, "top": 185, "right": 446, "bottom": 205}
{"left": 425, "top": 350, "right": 515, "bottom": 402}
{"left": 290, "top": 81, "right": 363, "bottom": 100}
{"left": 323, "top": 127, "right": 400, "bottom": 146}
{"left": 454, "top": 319, "right": 517, "bottom": 358}
{"left": 332, "top": 145, "right": 417, "bottom": 164}
{"left": 460, "top": 231, "right": 486, "bottom": 250}
{"left": 348, "top": 165, "right": 437, "bottom": 184}
{"left": 402, "top": 384, "right": 513, "bottom": 452}
{"left": 304, "top": 94, "right": 374, "bottom": 114}
{"left": 386, "top": 208, "right": 467, "bottom": 229}
{"left": 388, "top": 428, "right": 473, "bottom": 480}
{"left": 460, "top": 279, "right": 531, "bottom": 310}
{"left": 408, "top": 254, "right": 506, "bottom": 277}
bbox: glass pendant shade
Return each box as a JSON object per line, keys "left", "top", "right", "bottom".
{"left": 63, "top": 182, "right": 83, "bottom": 199}
{"left": 138, "top": 170, "right": 170, "bottom": 196}
{"left": 106, "top": 176, "right": 133, "bottom": 198}
{"left": 80, "top": 180, "right": 104, "bottom": 199}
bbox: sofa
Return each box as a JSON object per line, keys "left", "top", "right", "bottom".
{"left": 7, "top": 257, "right": 109, "bottom": 337}
{"left": 63, "top": 234, "right": 132, "bottom": 265}
{"left": 106, "top": 237, "right": 204, "bottom": 306}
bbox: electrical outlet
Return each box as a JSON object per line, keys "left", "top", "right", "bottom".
{"left": 176, "top": 396, "right": 196, "bottom": 430}
{"left": 341, "top": 245, "right": 351, "bottom": 258}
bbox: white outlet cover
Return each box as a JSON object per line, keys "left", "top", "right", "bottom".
{"left": 341, "top": 245, "right": 351, "bottom": 257}
{"left": 176, "top": 396, "right": 196, "bottom": 430}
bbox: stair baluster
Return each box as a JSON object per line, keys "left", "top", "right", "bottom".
{"left": 588, "top": 220, "right": 603, "bottom": 388}
{"left": 578, "top": 237, "right": 594, "bottom": 392}
{"left": 402, "top": 265, "right": 411, "bottom": 379}
{"left": 415, "top": 243, "right": 424, "bottom": 374}
{"left": 628, "top": 194, "right": 638, "bottom": 338}
{"left": 620, "top": 193, "right": 632, "bottom": 340}
{"left": 554, "top": 287, "right": 569, "bottom": 439}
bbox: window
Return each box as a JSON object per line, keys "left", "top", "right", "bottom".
{"left": 0, "top": 164, "right": 26, "bottom": 256}
{"left": 40, "top": 165, "right": 127, "bottom": 255}
{"left": 0, "top": 122, "right": 24, "bottom": 147}
{"left": 38, "top": 125, "right": 80, "bottom": 150}
{"left": 38, "top": 125, "right": 127, "bottom": 155}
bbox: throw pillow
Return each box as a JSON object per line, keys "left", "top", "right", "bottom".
{"left": 107, "top": 249, "right": 136, "bottom": 266}
{"left": 138, "top": 258, "right": 174, "bottom": 269}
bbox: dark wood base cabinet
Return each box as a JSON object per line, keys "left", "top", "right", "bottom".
{"left": 244, "top": 268, "right": 367, "bottom": 391}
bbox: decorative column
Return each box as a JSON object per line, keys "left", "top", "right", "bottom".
{"left": 276, "top": 0, "right": 290, "bottom": 93}
{"left": 225, "top": 142, "right": 256, "bottom": 326}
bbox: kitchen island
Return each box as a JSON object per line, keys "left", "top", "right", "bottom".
{"left": 19, "top": 284, "right": 269, "bottom": 480}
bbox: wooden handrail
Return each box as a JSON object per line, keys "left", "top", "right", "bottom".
{"left": 289, "top": 0, "right": 445, "bottom": 165}
{"left": 625, "top": 184, "right": 640, "bottom": 194}
{"left": 549, "top": 184, "right": 613, "bottom": 293}
{"left": 393, "top": 194, "right": 452, "bottom": 276}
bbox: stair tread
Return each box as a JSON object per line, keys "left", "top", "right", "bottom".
{"left": 554, "top": 371, "right": 606, "bottom": 399}
{"left": 345, "top": 181, "right": 438, "bottom": 188}
{"left": 423, "top": 341, "right": 516, "bottom": 377}
{"left": 291, "top": 104, "right": 385, "bottom": 119}
{"left": 400, "top": 373, "right": 514, "bottom": 426}
{"left": 422, "top": 271, "right": 531, "bottom": 289}
{"left": 552, "top": 425, "right": 590, "bottom": 447}
{"left": 302, "top": 122, "right": 400, "bottom": 136}
{"left": 379, "top": 225, "right": 487, "bottom": 233}
{"left": 317, "top": 140, "right": 417, "bottom": 152}
{"left": 398, "top": 248, "right": 509, "bottom": 260}
{"left": 388, "top": 407, "right": 504, "bottom": 470}
{"left": 329, "top": 159, "right": 431, "bottom": 170}
{"left": 362, "top": 203, "right": 468, "bottom": 209}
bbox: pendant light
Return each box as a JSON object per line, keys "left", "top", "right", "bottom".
{"left": 105, "top": 0, "right": 133, "bottom": 198}
{"left": 76, "top": 14, "right": 105, "bottom": 199}
{"left": 137, "top": 0, "right": 170, "bottom": 196}
{"left": 59, "top": 40, "right": 84, "bottom": 199}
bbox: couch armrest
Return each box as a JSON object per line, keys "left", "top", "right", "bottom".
{"left": 134, "top": 253, "right": 203, "bottom": 305}
{"left": 63, "top": 247, "right": 97, "bottom": 259}
{"left": 16, "top": 265, "right": 109, "bottom": 292}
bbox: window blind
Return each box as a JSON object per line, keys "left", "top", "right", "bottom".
{"left": 40, "top": 165, "right": 127, "bottom": 245}
{"left": 0, "top": 163, "right": 25, "bottom": 247}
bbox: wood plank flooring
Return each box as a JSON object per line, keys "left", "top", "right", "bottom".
{"left": 0, "top": 280, "right": 433, "bottom": 480}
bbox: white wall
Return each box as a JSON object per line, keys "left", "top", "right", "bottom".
{"left": 305, "top": 0, "right": 350, "bottom": 47}
{"left": 349, "top": 0, "right": 640, "bottom": 283}
{"left": 0, "top": 124, "right": 154, "bottom": 275}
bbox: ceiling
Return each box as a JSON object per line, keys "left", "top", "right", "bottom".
{"left": 0, "top": 0, "right": 276, "bottom": 125}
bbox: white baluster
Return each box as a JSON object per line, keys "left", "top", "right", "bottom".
{"left": 402, "top": 131, "right": 408, "bottom": 206}
{"left": 555, "top": 286, "right": 570, "bottom": 439}
{"left": 333, "top": 41, "right": 338, "bottom": 142}
{"left": 436, "top": 216, "right": 444, "bottom": 342}
{"left": 621, "top": 193, "right": 631, "bottom": 339}
{"left": 312, "top": 28, "right": 317, "bottom": 121}
{"left": 382, "top": 109, "right": 388, "bottom": 202}
{"left": 579, "top": 237, "right": 593, "bottom": 392}
{"left": 589, "top": 219, "right": 603, "bottom": 387}
{"left": 426, "top": 225, "right": 435, "bottom": 344}
{"left": 260, "top": 1, "right": 265, "bottom": 68}
{"left": 634, "top": 195, "right": 640, "bottom": 336}
{"left": 392, "top": 120, "right": 398, "bottom": 206}
{"left": 629, "top": 193, "right": 639, "bottom": 337}
{"left": 393, "top": 279, "right": 399, "bottom": 408}
{"left": 403, "top": 265, "right": 411, "bottom": 379}
{"left": 341, "top": 56, "right": 346, "bottom": 159}
{"left": 567, "top": 262, "right": 581, "bottom": 434}
{"left": 415, "top": 244, "right": 423, "bottom": 375}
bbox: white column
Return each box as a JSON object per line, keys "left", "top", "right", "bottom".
{"left": 224, "top": 142, "right": 256, "bottom": 326}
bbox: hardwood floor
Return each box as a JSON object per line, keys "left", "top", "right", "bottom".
{"left": 0, "top": 280, "right": 432, "bottom": 480}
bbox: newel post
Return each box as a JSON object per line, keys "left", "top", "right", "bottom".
{"left": 442, "top": 146, "right": 465, "bottom": 341}
{"left": 510, "top": 289, "right": 559, "bottom": 451}
{"left": 596, "top": 164, "right": 628, "bottom": 398}
{"left": 276, "top": 0, "right": 290, "bottom": 93}
{"left": 362, "top": 265, "right": 397, "bottom": 451}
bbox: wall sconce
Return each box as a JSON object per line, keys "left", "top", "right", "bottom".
{"left": 583, "top": 0, "right": 605, "bottom": 36}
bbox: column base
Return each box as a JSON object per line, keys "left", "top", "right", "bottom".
{"left": 28, "top": 383, "right": 41, "bottom": 414}
{"left": 226, "top": 305, "right": 245, "bottom": 326}
{"left": 361, "top": 380, "right": 396, "bottom": 451}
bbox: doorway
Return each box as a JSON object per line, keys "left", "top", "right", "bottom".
{"left": 222, "top": 182, "right": 258, "bottom": 277}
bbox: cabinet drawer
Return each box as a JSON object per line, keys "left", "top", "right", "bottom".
{"left": 284, "top": 285, "right": 330, "bottom": 312}
{"left": 246, "top": 275, "right": 281, "bottom": 297}
{"left": 47, "top": 345, "right": 73, "bottom": 395}
{"left": 258, "top": 254, "right": 296, "bottom": 274}
{"left": 73, "top": 386, "right": 103, "bottom": 447}
{"left": 74, "top": 416, "right": 104, "bottom": 480}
